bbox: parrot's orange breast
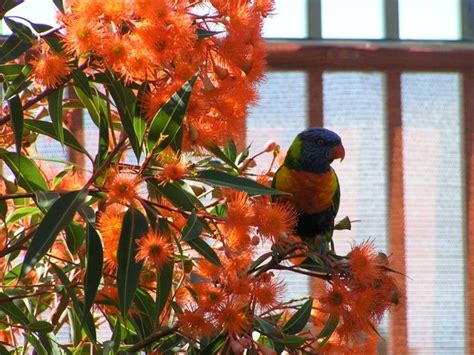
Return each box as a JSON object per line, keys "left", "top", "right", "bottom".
{"left": 274, "top": 166, "right": 338, "bottom": 214}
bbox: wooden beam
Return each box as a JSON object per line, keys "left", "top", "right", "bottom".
{"left": 386, "top": 71, "right": 408, "bottom": 354}
{"left": 66, "top": 87, "right": 85, "bottom": 167}
{"left": 384, "top": 0, "right": 399, "bottom": 40}
{"left": 463, "top": 69, "right": 474, "bottom": 354}
{"left": 266, "top": 41, "right": 474, "bottom": 71}
{"left": 307, "top": 69, "right": 323, "bottom": 128}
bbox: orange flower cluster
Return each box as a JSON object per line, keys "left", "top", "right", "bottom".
{"left": 53, "top": 0, "right": 271, "bottom": 148}
{"left": 313, "top": 241, "right": 399, "bottom": 351}
{"left": 220, "top": 189, "right": 298, "bottom": 252}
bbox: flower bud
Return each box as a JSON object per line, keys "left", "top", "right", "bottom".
{"left": 263, "top": 140, "right": 278, "bottom": 153}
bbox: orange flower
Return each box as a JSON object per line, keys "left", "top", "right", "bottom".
{"left": 62, "top": 17, "right": 101, "bottom": 56}
{"left": 196, "top": 258, "right": 222, "bottom": 281}
{"left": 225, "top": 227, "right": 251, "bottom": 252}
{"left": 348, "top": 241, "right": 380, "bottom": 287}
{"left": 97, "top": 206, "right": 124, "bottom": 272}
{"left": 107, "top": 172, "right": 140, "bottom": 205}
{"left": 158, "top": 151, "right": 188, "bottom": 182}
{"left": 194, "top": 283, "right": 226, "bottom": 310}
{"left": 214, "top": 300, "right": 250, "bottom": 336}
{"left": 178, "top": 308, "right": 216, "bottom": 338}
{"left": 30, "top": 46, "right": 71, "bottom": 88}
{"left": 135, "top": 231, "right": 173, "bottom": 270}
{"left": 252, "top": 273, "right": 285, "bottom": 311}
{"left": 225, "top": 191, "right": 254, "bottom": 232}
{"left": 99, "top": 35, "right": 129, "bottom": 71}
{"left": 254, "top": 201, "right": 297, "bottom": 242}
{"left": 318, "top": 278, "right": 352, "bottom": 318}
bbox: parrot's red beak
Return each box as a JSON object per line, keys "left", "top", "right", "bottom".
{"left": 332, "top": 144, "right": 345, "bottom": 162}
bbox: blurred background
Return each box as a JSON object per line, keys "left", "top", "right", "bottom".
{"left": 2, "top": 0, "right": 473, "bottom": 353}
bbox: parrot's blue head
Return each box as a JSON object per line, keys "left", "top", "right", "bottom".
{"left": 285, "top": 128, "right": 345, "bottom": 173}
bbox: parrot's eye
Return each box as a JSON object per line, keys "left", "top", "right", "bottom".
{"left": 316, "top": 139, "right": 324, "bottom": 146}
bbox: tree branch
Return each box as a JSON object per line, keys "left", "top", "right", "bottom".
{"left": 126, "top": 325, "right": 178, "bottom": 352}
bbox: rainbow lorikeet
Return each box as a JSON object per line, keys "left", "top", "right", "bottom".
{"left": 272, "top": 128, "right": 345, "bottom": 250}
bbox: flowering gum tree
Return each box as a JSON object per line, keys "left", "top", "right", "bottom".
{"left": 0, "top": 0, "right": 400, "bottom": 353}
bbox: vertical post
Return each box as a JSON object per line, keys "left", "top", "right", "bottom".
{"left": 66, "top": 87, "right": 85, "bottom": 167}
{"left": 386, "top": 71, "right": 408, "bottom": 354}
{"left": 307, "top": 69, "right": 324, "bottom": 128}
{"left": 462, "top": 0, "right": 474, "bottom": 40}
{"left": 384, "top": 0, "right": 399, "bottom": 40}
{"left": 307, "top": 0, "right": 322, "bottom": 39}
{"left": 463, "top": 70, "right": 474, "bottom": 354}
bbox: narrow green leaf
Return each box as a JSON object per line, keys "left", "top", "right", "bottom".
{"left": 187, "top": 238, "right": 221, "bottom": 266}
{"left": 0, "top": 0, "right": 24, "bottom": 17}
{"left": 5, "top": 64, "right": 32, "bottom": 99}
{"left": 0, "top": 148, "right": 48, "bottom": 192}
{"left": 334, "top": 216, "right": 351, "bottom": 230}
{"left": 21, "top": 189, "right": 87, "bottom": 276}
{"left": 181, "top": 212, "right": 203, "bottom": 242}
{"left": 83, "top": 222, "right": 103, "bottom": 324}
{"left": 199, "top": 333, "right": 226, "bottom": 354}
{"left": 47, "top": 87, "right": 64, "bottom": 145}
{"left": 255, "top": 317, "right": 283, "bottom": 339}
{"left": 0, "top": 33, "right": 33, "bottom": 63}
{"left": 283, "top": 299, "right": 313, "bottom": 335}
{"left": 205, "top": 142, "right": 239, "bottom": 171}
{"left": 30, "top": 23, "right": 62, "bottom": 52}
{"left": 147, "top": 75, "right": 197, "bottom": 153}
{"left": 24, "top": 119, "right": 89, "bottom": 155}
{"left": 6, "top": 206, "right": 40, "bottom": 226}
{"left": 149, "top": 179, "right": 202, "bottom": 211}
{"left": 24, "top": 334, "right": 48, "bottom": 355}
{"left": 275, "top": 335, "right": 306, "bottom": 349}
{"left": 52, "top": 0, "right": 64, "bottom": 13}
{"left": 197, "top": 28, "right": 224, "bottom": 40}
{"left": 65, "top": 221, "right": 85, "bottom": 254}
{"left": 0, "top": 64, "right": 23, "bottom": 79}
{"left": 72, "top": 70, "right": 100, "bottom": 125}
{"left": 0, "top": 293, "right": 29, "bottom": 324}
{"left": 117, "top": 208, "right": 148, "bottom": 315}
{"left": 103, "top": 71, "right": 141, "bottom": 160}
{"left": 95, "top": 110, "right": 109, "bottom": 169}
{"left": 7, "top": 94, "right": 23, "bottom": 154}
{"left": 0, "top": 344, "right": 9, "bottom": 355}
{"left": 133, "top": 83, "right": 148, "bottom": 151}
{"left": 3, "top": 264, "right": 22, "bottom": 285}
{"left": 35, "top": 191, "right": 60, "bottom": 211}
{"left": 51, "top": 263, "right": 97, "bottom": 343}
{"left": 28, "top": 321, "right": 54, "bottom": 333}
{"left": 155, "top": 262, "right": 173, "bottom": 319}
{"left": 4, "top": 17, "right": 35, "bottom": 43}
{"left": 195, "top": 170, "right": 284, "bottom": 196}
{"left": 317, "top": 314, "right": 339, "bottom": 347}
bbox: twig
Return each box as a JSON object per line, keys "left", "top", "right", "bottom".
{"left": 126, "top": 325, "right": 179, "bottom": 352}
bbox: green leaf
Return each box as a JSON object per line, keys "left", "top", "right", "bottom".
{"left": 150, "top": 180, "right": 202, "bottom": 211}
{"left": 334, "top": 216, "right": 351, "bottom": 230}
{"left": 317, "top": 314, "right": 339, "bottom": 347}
{"left": 283, "top": 299, "right": 313, "bottom": 335}
{"left": 47, "top": 87, "right": 64, "bottom": 145}
{"left": 181, "top": 212, "right": 203, "bottom": 242}
{"left": 5, "top": 64, "right": 32, "bottom": 99}
{"left": 51, "top": 263, "right": 97, "bottom": 343}
{"left": 0, "top": 33, "right": 33, "bottom": 63}
{"left": 187, "top": 238, "right": 221, "bottom": 266}
{"left": 255, "top": 317, "right": 283, "bottom": 339}
{"left": 0, "top": 64, "right": 23, "bottom": 80}
{"left": 103, "top": 71, "right": 141, "bottom": 160}
{"left": 25, "top": 334, "right": 48, "bottom": 355}
{"left": 147, "top": 75, "right": 197, "bottom": 153}
{"left": 24, "top": 119, "right": 89, "bottom": 155}
{"left": 199, "top": 333, "right": 226, "bottom": 354}
{"left": 83, "top": 222, "right": 103, "bottom": 325}
{"left": 4, "top": 17, "right": 35, "bottom": 43}
{"left": 133, "top": 83, "right": 148, "bottom": 153}
{"left": 6, "top": 206, "right": 41, "bottom": 226}
{"left": 0, "top": 1, "right": 24, "bottom": 17}
{"left": 195, "top": 170, "right": 283, "bottom": 196}
{"left": 0, "top": 293, "right": 29, "bottom": 324}
{"left": 35, "top": 191, "right": 60, "bottom": 211}
{"left": 95, "top": 110, "right": 109, "bottom": 169}
{"left": 298, "top": 257, "right": 329, "bottom": 274}
{"left": 0, "top": 148, "right": 48, "bottom": 192}
{"left": 72, "top": 70, "right": 100, "bottom": 125}
{"left": 155, "top": 262, "right": 173, "bottom": 319}
{"left": 21, "top": 189, "right": 87, "bottom": 276}
{"left": 197, "top": 28, "right": 224, "bottom": 40}
{"left": 0, "top": 200, "right": 6, "bottom": 220}
{"left": 7, "top": 94, "right": 23, "bottom": 154}
{"left": 52, "top": 0, "right": 64, "bottom": 13}
{"left": 3, "top": 264, "right": 22, "bottom": 285}
{"left": 117, "top": 208, "right": 148, "bottom": 315}
{"left": 275, "top": 335, "right": 306, "bottom": 349}
{"left": 65, "top": 221, "right": 85, "bottom": 254}
{"left": 205, "top": 142, "right": 239, "bottom": 171}
{"left": 28, "top": 321, "right": 54, "bottom": 333}
{"left": 30, "top": 23, "right": 63, "bottom": 52}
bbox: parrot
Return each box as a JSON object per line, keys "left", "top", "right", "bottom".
{"left": 272, "top": 127, "right": 345, "bottom": 252}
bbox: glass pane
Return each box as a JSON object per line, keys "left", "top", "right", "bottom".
{"left": 1, "top": 0, "right": 58, "bottom": 35}
{"left": 399, "top": 0, "right": 461, "bottom": 40}
{"left": 401, "top": 73, "right": 465, "bottom": 353}
{"left": 263, "top": 0, "right": 308, "bottom": 38}
{"left": 247, "top": 71, "right": 309, "bottom": 299}
{"left": 321, "top": 0, "right": 384, "bottom": 39}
